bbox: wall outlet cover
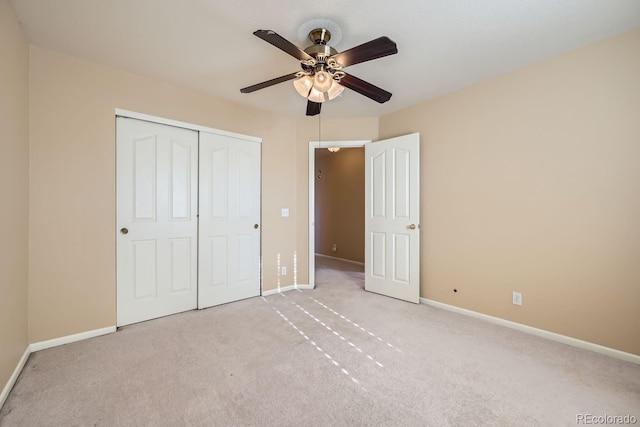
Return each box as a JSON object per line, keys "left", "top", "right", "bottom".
{"left": 512, "top": 291, "right": 522, "bottom": 306}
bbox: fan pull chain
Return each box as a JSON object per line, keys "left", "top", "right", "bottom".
{"left": 318, "top": 111, "right": 321, "bottom": 149}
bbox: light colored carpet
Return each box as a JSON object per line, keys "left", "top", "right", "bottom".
{"left": 1, "top": 256, "right": 638, "bottom": 426}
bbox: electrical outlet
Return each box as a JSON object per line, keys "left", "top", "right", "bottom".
{"left": 512, "top": 291, "right": 522, "bottom": 306}
{"left": 281, "top": 266, "right": 287, "bottom": 276}
{"left": 281, "top": 208, "right": 289, "bottom": 217}
{"left": 331, "top": 244, "right": 337, "bottom": 252}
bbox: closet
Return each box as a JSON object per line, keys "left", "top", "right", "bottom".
{"left": 115, "top": 113, "right": 261, "bottom": 326}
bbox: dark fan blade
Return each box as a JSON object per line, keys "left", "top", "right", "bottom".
{"left": 240, "top": 72, "right": 299, "bottom": 93}
{"left": 306, "top": 100, "right": 321, "bottom": 116}
{"left": 331, "top": 36, "right": 397, "bottom": 68}
{"left": 253, "top": 30, "right": 313, "bottom": 61}
{"left": 339, "top": 73, "right": 392, "bottom": 103}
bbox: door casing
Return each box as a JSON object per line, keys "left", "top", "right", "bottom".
{"left": 308, "top": 134, "right": 420, "bottom": 303}
{"left": 308, "top": 140, "right": 371, "bottom": 289}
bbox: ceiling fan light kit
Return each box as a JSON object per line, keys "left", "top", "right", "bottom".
{"left": 294, "top": 74, "right": 345, "bottom": 102}
{"left": 240, "top": 26, "right": 397, "bottom": 116}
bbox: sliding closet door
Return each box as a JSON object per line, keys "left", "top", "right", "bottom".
{"left": 198, "top": 132, "right": 261, "bottom": 308}
{"left": 116, "top": 117, "right": 198, "bottom": 326}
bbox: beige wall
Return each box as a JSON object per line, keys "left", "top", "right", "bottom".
{"left": 315, "top": 148, "right": 365, "bottom": 263}
{"left": 28, "top": 46, "right": 299, "bottom": 342}
{"left": 0, "top": 0, "right": 30, "bottom": 389}
{"left": 379, "top": 29, "right": 640, "bottom": 355}
{"left": 295, "top": 117, "right": 378, "bottom": 283}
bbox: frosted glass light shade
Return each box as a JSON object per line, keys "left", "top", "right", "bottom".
{"left": 328, "top": 147, "right": 340, "bottom": 152}
{"left": 327, "top": 80, "right": 344, "bottom": 100}
{"left": 293, "top": 76, "right": 313, "bottom": 97}
{"left": 308, "top": 87, "right": 327, "bottom": 103}
{"left": 313, "top": 71, "right": 332, "bottom": 92}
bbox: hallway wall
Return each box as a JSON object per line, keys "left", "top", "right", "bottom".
{"left": 315, "top": 147, "right": 365, "bottom": 263}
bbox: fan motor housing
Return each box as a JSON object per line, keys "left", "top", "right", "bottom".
{"left": 304, "top": 44, "right": 337, "bottom": 58}
{"left": 304, "top": 28, "right": 337, "bottom": 59}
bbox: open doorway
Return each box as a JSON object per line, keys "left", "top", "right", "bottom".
{"left": 308, "top": 140, "right": 370, "bottom": 289}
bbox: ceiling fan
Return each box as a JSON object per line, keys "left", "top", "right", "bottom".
{"left": 240, "top": 28, "right": 398, "bottom": 116}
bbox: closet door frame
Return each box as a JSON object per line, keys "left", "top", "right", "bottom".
{"left": 115, "top": 109, "right": 262, "bottom": 324}
{"left": 116, "top": 109, "right": 261, "bottom": 145}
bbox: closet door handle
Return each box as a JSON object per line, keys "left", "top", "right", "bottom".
{"left": 120, "top": 227, "right": 129, "bottom": 235}
{"left": 254, "top": 224, "right": 259, "bottom": 229}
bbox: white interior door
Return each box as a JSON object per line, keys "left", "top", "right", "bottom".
{"left": 198, "top": 132, "right": 261, "bottom": 308}
{"left": 365, "top": 133, "right": 420, "bottom": 303}
{"left": 116, "top": 117, "right": 198, "bottom": 326}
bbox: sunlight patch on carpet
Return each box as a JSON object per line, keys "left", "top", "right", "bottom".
{"left": 270, "top": 306, "right": 367, "bottom": 391}
{"left": 290, "top": 301, "right": 385, "bottom": 368}
{"left": 310, "top": 297, "right": 402, "bottom": 353}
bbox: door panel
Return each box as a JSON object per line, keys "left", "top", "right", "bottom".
{"left": 238, "top": 151, "right": 254, "bottom": 218}
{"left": 365, "top": 133, "right": 420, "bottom": 303}
{"left": 371, "top": 232, "right": 386, "bottom": 278}
{"left": 199, "top": 132, "right": 261, "bottom": 308}
{"left": 372, "top": 152, "right": 386, "bottom": 217}
{"left": 170, "top": 139, "right": 192, "bottom": 220}
{"left": 117, "top": 117, "right": 198, "bottom": 326}
{"left": 394, "top": 149, "right": 410, "bottom": 218}
{"left": 393, "top": 233, "right": 410, "bottom": 283}
{"left": 133, "top": 136, "right": 157, "bottom": 220}
{"left": 169, "top": 238, "right": 192, "bottom": 293}
{"left": 210, "top": 146, "right": 229, "bottom": 218}
{"left": 133, "top": 240, "right": 157, "bottom": 298}
{"left": 210, "top": 235, "right": 228, "bottom": 287}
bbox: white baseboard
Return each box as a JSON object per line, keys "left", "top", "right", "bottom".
{"left": 262, "top": 284, "right": 313, "bottom": 296}
{"left": 0, "top": 346, "right": 30, "bottom": 410}
{"left": 30, "top": 326, "right": 116, "bottom": 353}
{"left": 315, "top": 253, "right": 365, "bottom": 266}
{"left": 420, "top": 298, "right": 640, "bottom": 365}
{"left": 1, "top": 326, "right": 117, "bottom": 411}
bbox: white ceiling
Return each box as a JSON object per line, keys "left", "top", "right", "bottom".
{"left": 10, "top": 0, "right": 640, "bottom": 118}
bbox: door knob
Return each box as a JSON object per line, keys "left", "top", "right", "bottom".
{"left": 409, "top": 224, "right": 417, "bottom": 230}
{"left": 120, "top": 227, "right": 129, "bottom": 235}
{"left": 254, "top": 224, "right": 259, "bottom": 229}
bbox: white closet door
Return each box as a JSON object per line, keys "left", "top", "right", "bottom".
{"left": 198, "top": 132, "right": 261, "bottom": 308}
{"left": 116, "top": 117, "right": 198, "bottom": 326}
{"left": 365, "top": 133, "right": 420, "bottom": 303}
